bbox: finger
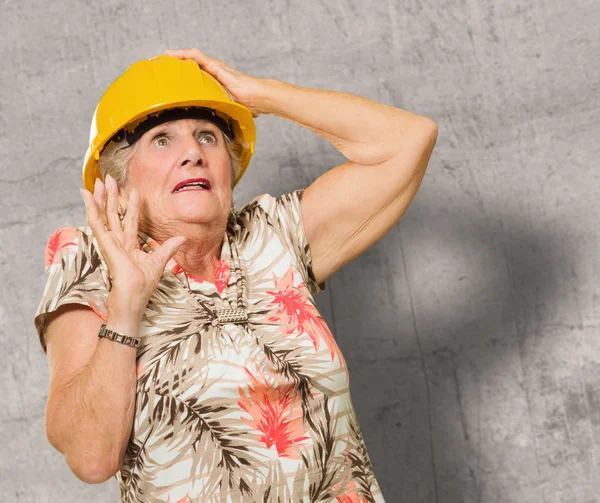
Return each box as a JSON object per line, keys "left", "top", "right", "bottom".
{"left": 164, "top": 48, "right": 199, "bottom": 61}
{"left": 105, "top": 174, "right": 123, "bottom": 233}
{"left": 93, "top": 178, "right": 108, "bottom": 227}
{"left": 152, "top": 236, "right": 187, "bottom": 268}
{"left": 165, "top": 48, "right": 222, "bottom": 70}
{"left": 80, "top": 188, "right": 110, "bottom": 243}
{"left": 80, "top": 188, "right": 125, "bottom": 273}
{"left": 122, "top": 188, "right": 140, "bottom": 245}
{"left": 165, "top": 48, "right": 208, "bottom": 59}
{"left": 164, "top": 48, "right": 185, "bottom": 57}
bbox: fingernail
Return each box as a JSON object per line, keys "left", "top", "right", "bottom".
{"left": 94, "top": 178, "right": 101, "bottom": 192}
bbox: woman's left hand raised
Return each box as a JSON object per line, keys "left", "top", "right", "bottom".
{"left": 164, "top": 48, "right": 268, "bottom": 118}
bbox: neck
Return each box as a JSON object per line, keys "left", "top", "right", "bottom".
{"left": 143, "top": 218, "right": 227, "bottom": 283}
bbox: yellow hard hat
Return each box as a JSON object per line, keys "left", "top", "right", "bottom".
{"left": 82, "top": 55, "right": 256, "bottom": 192}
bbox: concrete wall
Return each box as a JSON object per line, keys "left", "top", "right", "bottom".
{"left": 2, "top": 0, "right": 598, "bottom": 501}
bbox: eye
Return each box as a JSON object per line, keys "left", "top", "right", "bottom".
{"left": 198, "top": 131, "right": 216, "bottom": 143}
{"left": 153, "top": 134, "right": 170, "bottom": 146}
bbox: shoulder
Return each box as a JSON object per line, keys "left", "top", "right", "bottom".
{"left": 256, "top": 189, "right": 303, "bottom": 212}
{"left": 237, "top": 192, "right": 277, "bottom": 214}
{"left": 232, "top": 190, "right": 310, "bottom": 246}
{"left": 44, "top": 225, "right": 103, "bottom": 270}
{"left": 235, "top": 189, "right": 304, "bottom": 224}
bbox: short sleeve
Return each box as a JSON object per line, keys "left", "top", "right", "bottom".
{"left": 33, "top": 226, "right": 110, "bottom": 353}
{"left": 271, "top": 188, "right": 326, "bottom": 295}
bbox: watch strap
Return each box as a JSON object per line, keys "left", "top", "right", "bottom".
{"left": 98, "top": 323, "right": 140, "bottom": 348}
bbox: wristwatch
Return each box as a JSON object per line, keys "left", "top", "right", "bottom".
{"left": 98, "top": 323, "right": 141, "bottom": 348}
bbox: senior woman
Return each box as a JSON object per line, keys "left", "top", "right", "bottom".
{"left": 34, "top": 48, "right": 437, "bottom": 502}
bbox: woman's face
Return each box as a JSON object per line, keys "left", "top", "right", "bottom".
{"left": 121, "top": 117, "right": 232, "bottom": 233}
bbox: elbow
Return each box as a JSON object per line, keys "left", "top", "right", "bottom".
{"left": 416, "top": 118, "right": 438, "bottom": 165}
{"left": 418, "top": 117, "right": 438, "bottom": 144}
{"left": 45, "top": 413, "right": 121, "bottom": 484}
{"left": 398, "top": 117, "right": 438, "bottom": 163}
{"left": 66, "top": 451, "right": 120, "bottom": 484}
{"left": 428, "top": 120, "right": 438, "bottom": 145}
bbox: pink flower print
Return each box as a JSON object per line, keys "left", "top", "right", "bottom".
{"left": 238, "top": 367, "right": 309, "bottom": 459}
{"left": 214, "top": 259, "right": 230, "bottom": 294}
{"left": 170, "top": 263, "right": 184, "bottom": 276}
{"left": 334, "top": 479, "right": 370, "bottom": 503}
{"left": 167, "top": 493, "right": 189, "bottom": 503}
{"left": 44, "top": 228, "right": 78, "bottom": 267}
{"left": 146, "top": 239, "right": 160, "bottom": 250}
{"left": 266, "top": 265, "right": 344, "bottom": 364}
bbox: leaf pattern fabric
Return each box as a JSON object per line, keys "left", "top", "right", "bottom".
{"left": 34, "top": 188, "right": 386, "bottom": 502}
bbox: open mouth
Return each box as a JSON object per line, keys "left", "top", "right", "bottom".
{"left": 172, "top": 178, "right": 211, "bottom": 193}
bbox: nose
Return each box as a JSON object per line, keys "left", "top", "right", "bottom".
{"left": 179, "top": 132, "right": 205, "bottom": 168}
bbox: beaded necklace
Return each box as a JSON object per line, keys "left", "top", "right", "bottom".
{"left": 210, "top": 213, "right": 248, "bottom": 326}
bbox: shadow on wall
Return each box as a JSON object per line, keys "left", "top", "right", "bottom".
{"left": 314, "top": 190, "right": 572, "bottom": 503}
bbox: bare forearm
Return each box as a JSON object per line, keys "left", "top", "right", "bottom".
{"left": 258, "top": 78, "right": 435, "bottom": 166}
{"left": 47, "top": 310, "right": 140, "bottom": 481}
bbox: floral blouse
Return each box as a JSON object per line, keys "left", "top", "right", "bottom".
{"left": 34, "top": 188, "right": 386, "bottom": 503}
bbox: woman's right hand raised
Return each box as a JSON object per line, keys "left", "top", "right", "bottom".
{"left": 80, "top": 174, "right": 187, "bottom": 316}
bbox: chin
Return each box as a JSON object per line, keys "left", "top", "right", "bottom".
{"left": 168, "top": 193, "right": 227, "bottom": 221}
{"left": 175, "top": 205, "right": 223, "bottom": 223}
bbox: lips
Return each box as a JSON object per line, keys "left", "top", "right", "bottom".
{"left": 172, "top": 178, "right": 212, "bottom": 193}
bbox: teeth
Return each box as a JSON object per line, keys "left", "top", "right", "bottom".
{"left": 176, "top": 182, "right": 209, "bottom": 191}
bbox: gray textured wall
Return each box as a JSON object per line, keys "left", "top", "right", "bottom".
{"left": 2, "top": 0, "right": 598, "bottom": 501}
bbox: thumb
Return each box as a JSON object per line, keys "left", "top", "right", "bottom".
{"left": 153, "top": 236, "right": 188, "bottom": 266}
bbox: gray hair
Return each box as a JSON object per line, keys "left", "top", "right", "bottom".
{"left": 98, "top": 129, "right": 243, "bottom": 190}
